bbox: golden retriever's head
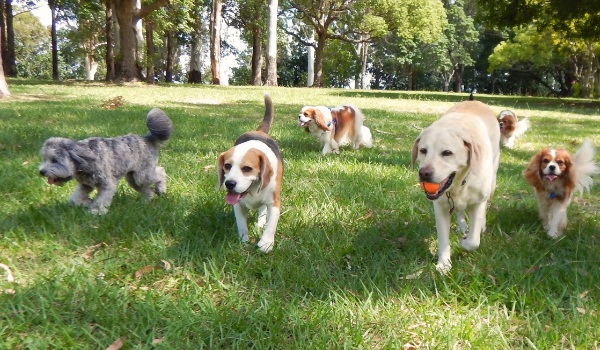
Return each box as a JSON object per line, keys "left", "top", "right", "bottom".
{"left": 411, "top": 126, "right": 480, "bottom": 200}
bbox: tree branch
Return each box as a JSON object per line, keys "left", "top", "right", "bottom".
{"left": 137, "top": 0, "right": 169, "bottom": 19}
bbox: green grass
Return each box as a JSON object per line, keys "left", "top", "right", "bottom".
{"left": 1, "top": 80, "right": 600, "bottom": 349}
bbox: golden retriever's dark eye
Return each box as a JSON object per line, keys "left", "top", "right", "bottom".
{"left": 441, "top": 150, "right": 453, "bottom": 156}
{"left": 543, "top": 159, "right": 550, "bottom": 164}
{"left": 224, "top": 164, "right": 232, "bottom": 171}
{"left": 420, "top": 148, "right": 427, "bottom": 155}
{"left": 242, "top": 166, "right": 252, "bottom": 173}
{"left": 557, "top": 160, "right": 563, "bottom": 165}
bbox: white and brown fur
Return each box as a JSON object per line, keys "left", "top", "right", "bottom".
{"left": 298, "top": 105, "right": 373, "bottom": 154}
{"left": 497, "top": 110, "right": 530, "bottom": 148}
{"left": 38, "top": 109, "right": 173, "bottom": 215}
{"left": 523, "top": 140, "right": 598, "bottom": 238}
{"left": 217, "top": 93, "right": 283, "bottom": 253}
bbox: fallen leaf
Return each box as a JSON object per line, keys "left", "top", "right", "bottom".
{"left": 82, "top": 242, "right": 108, "bottom": 259}
{"left": 101, "top": 96, "right": 125, "bottom": 110}
{"left": 400, "top": 269, "right": 423, "bottom": 280}
{"left": 152, "top": 338, "right": 163, "bottom": 344}
{"left": 508, "top": 325, "right": 518, "bottom": 332}
{"left": 402, "top": 343, "right": 416, "bottom": 350}
{"left": 487, "top": 274, "right": 497, "bottom": 285}
{"left": 0, "top": 263, "right": 14, "bottom": 282}
{"left": 2, "top": 289, "right": 16, "bottom": 294}
{"left": 407, "top": 322, "right": 426, "bottom": 330}
{"left": 161, "top": 260, "right": 172, "bottom": 270}
{"left": 105, "top": 337, "right": 125, "bottom": 350}
{"left": 135, "top": 265, "right": 159, "bottom": 279}
{"left": 22, "top": 161, "right": 29, "bottom": 166}
{"left": 524, "top": 266, "right": 539, "bottom": 273}
{"left": 578, "top": 290, "right": 590, "bottom": 298}
{"left": 576, "top": 307, "right": 587, "bottom": 314}
{"left": 203, "top": 165, "right": 215, "bottom": 171}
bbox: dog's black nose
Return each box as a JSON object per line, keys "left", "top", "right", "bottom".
{"left": 39, "top": 169, "right": 46, "bottom": 176}
{"left": 499, "top": 122, "right": 503, "bottom": 126}
{"left": 224, "top": 180, "right": 236, "bottom": 190}
{"left": 549, "top": 165, "right": 556, "bottom": 171}
{"left": 418, "top": 167, "right": 433, "bottom": 181}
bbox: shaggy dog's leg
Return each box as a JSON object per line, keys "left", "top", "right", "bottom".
{"left": 68, "top": 183, "right": 93, "bottom": 207}
{"left": 153, "top": 166, "right": 167, "bottom": 194}
{"left": 89, "top": 180, "right": 118, "bottom": 215}
{"left": 233, "top": 203, "right": 249, "bottom": 243}
{"left": 257, "top": 205, "right": 268, "bottom": 229}
{"left": 460, "top": 201, "right": 485, "bottom": 251}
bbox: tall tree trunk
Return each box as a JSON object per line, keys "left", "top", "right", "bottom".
{"left": 0, "top": 0, "right": 6, "bottom": 71}
{"left": 360, "top": 38, "right": 368, "bottom": 89}
{"left": 188, "top": 11, "right": 202, "bottom": 84}
{"left": 312, "top": 31, "right": 327, "bottom": 87}
{"left": 105, "top": 0, "right": 115, "bottom": 81}
{"left": 307, "top": 29, "right": 315, "bottom": 87}
{"left": 0, "top": 38, "right": 10, "bottom": 97}
{"left": 165, "top": 30, "right": 174, "bottom": 83}
{"left": 209, "top": 0, "right": 222, "bottom": 84}
{"left": 145, "top": 20, "right": 155, "bottom": 83}
{"left": 454, "top": 63, "right": 464, "bottom": 93}
{"left": 84, "top": 54, "right": 98, "bottom": 80}
{"left": 251, "top": 27, "right": 263, "bottom": 86}
{"left": 406, "top": 64, "right": 413, "bottom": 91}
{"left": 265, "top": 0, "right": 277, "bottom": 86}
{"left": 49, "top": 0, "right": 58, "bottom": 80}
{"left": 4, "top": 0, "right": 16, "bottom": 77}
{"left": 134, "top": 0, "right": 144, "bottom": 63}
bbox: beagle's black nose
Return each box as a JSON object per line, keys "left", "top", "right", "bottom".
{"left": 225, "top": 180, "right": 236, "bottom": 190}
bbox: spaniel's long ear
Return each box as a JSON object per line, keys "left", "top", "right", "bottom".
{"left": 313, "top": 109, "right": 330, "bottom": 131}
{"left": 258, "top": 153, "right": 273, "bottom": 192}
{"left": 411, "top": 138, "right": 420, "bottom": 170}
{"left": 67, "top": 142, "right": 96, "bottom": 173}
{"left": 216, "top": 152, "right": 225, "bottom": 192}
{"left": 523, "top": 151, "right": 544, "bottom": 190}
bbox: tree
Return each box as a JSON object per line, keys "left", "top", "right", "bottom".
{"left": 113, "top": 0, "right": 169, "bottom": 81}
{"left": 209, "top": 0, "right": 223, "bottom": 84}
{"left": 0, "top": 35, "right": 10, "bottom": 97}
{"left": 13, "top": 9, "right": 51, "bottom": 79}
{"left": 265, "top": 0, "right": 277, "bottom": 85}
{"left": 105, "top": 0, "right": 115, "bottom": 80}
{"left": 3, "top": 0, "right": 16, "bottom": 77}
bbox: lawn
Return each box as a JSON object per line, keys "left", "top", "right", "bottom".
{"left": 1, "top": 80, "right": 599, "bottom": 349}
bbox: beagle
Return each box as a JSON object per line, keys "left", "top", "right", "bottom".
{"left": 216, "top": 93, "right": 283, "bottom": 253}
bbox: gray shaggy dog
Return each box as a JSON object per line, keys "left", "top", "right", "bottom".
{"left": 38, "top": 108, "right": 173, "bottom": 214}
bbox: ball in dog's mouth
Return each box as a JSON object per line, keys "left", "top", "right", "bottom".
{"left": 422, "top": 173, "right": 456, "bottom": 200}
{"left": 225, "top": 191, "right": 247, "bottom": 205}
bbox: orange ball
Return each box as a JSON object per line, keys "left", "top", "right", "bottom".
{"left": 420, "top": 182, "right": 440, "bottom": 194}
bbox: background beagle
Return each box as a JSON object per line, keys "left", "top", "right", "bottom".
{"left": 216, "top": 93, "right": 283, "bottom": 253}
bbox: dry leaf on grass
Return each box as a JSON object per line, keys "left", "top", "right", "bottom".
{"left": 135, "top": 260, "right": 173, "bottom": 279}
{"left": 579, "top": 290, "right": 590, "bottom": 298}
{"left": 407, "top": 322, "right": 427, "bottom": 330}
{"left": 101, "top": 96, "right": 125, "bottom": 110}
{"left": 356, "top": 209, "right": 373, "bottom": 221}
{"left": 22, "top": 161, "right": 29, "bottom": 166}
{"left": 0, "top": 263, "right": 15, "bottom": 282}
{"left": 105, "top": 337, "right": 125, "bottom": 350}
{"left": 400, "top": 269, "right": 423, "bottom": 280}
{"left": 152, "top": 338, "right": 163, "bottom": 344}
{"left": 524, "top": 266, "right": 539, "bottom": 273}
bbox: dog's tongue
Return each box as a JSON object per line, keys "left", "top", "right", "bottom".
{"left": 546, "top": 174, "right": 558, "bottom": 181}
{"left": 48, "top": 177, "right": 56, "bottom": 185}
{"left": 298, "top": 122, "right": 308, "bottom": 127}
{"left": 225, "top": 193, "right": 242, "bottom": 205}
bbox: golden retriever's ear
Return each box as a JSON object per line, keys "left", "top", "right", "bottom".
{"left": 523, "top": 151, "right": 544, "bottom": 190}
{"left": 411, "top": 138, "right": 420, "bottom": 170}
{"left": 313, "top": 109, "right": 330, "bottom": 131}
{"left": 216, "top": 153, "right": 225, "bottom": 192}
{"left": 463, "top": 140, "right": 482, "bottom": 175}
{"left": 258, "top": 153, "right": 273, "bottom": 192}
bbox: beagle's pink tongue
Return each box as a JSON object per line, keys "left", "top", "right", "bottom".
{"left": 48, "top": 177, "right": 56, "bottom": 185}
{"left": 546, "top": 174, "right": 557, "bottom": 181}
{"left": 225, "top": 192, "right": 241, "bottom": 205}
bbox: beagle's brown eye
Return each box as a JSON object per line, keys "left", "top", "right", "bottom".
{"left": 420, "top": 148, "right": 427, "bottom": 155}
{"left": 543, "top": 159, "right": 550, "bottom": 164}
{"left": 242, "top": 166, "right": 252, "bottom": 173}
{"left": 441, "top": 150, "right": 453, "bottom": 156}
{"left": 224, "top": 164, "right": 232, "bottom": 171}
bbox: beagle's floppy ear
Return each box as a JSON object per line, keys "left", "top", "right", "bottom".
{"left": 216, "top": 152, "right": 226, "bottom": 192}
{"left": 258, "top": 153, "right": 274, "bottom": 192}
{"left": 313, "top": 109, "right": 330, "bottom": 131}
{"left": 411, "top": 138, "right": 420, "bottom": 170}
{"left": 523, "top": 151, "right": 545, "bottom": 191}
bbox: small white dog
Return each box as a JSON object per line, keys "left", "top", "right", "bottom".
{"left": 497, "top": 110, "right": 530, "bottom": 148}
{"left": 217, "top": 94, "right": 283, "bottom": 253}
{"left": 523, "top": 140, "right": 598, "bottom": 238}
{"left": 412, "top": 101, "right": 500, "bottom": 273}
{"left": 38, "top": 109, "right": 173, "bottom": 214}
{"left": 297, "top": 104, "right": 373, "bottom": 154}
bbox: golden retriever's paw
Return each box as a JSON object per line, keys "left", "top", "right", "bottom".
{"left": 459, "top": 236, "right": 480, "bottom": 251}
{"left": 435, "top": 261, "right": 452, "bottom": 274}
{"left": 257, "top": 240, "right": 274, "bottom": 253}
{"left": 546, "top": 230, "right": 562, "bottom": 239}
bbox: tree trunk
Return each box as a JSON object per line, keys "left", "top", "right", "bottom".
{"left": 105, "top": 0, "right": 115, "bottom": 81}
{"left": 49, "top": 0, "right": 59, "bottom": 80}
{"left": 406, "top": 64, "right": 413, "bottom": 91}
{"left": 264, "top": 0, "right": 277, "bottom": 86}
{"left": 134, "top": 0, "right": 144, "bottom": 63}
{"left": 360, "top": 38, "right": 368, "bottom": 89}
{"left": 188, "top": 12, "right": 202, "bottom": 84}
{"left": 165, "top": 30, "right": 174, "bottom": 83}
{"left": 454, "top": 63, "right": 463, "bottom": 93}
{"left": 209, "top": 0, "right": 222, "bottom": 85}
{"left": 4, "top": 0, "right": 16, "bottom": 77}
{"left": 312, "top": 31, "right": 327, "bottom": 87}
{"left": 0, "top": 38, "right": 10, "bottom": 97}
{"left": 145, "top": 19, "right": 155, "bottom": 83}
{"left": 307, "top": 44, "right": 314, "bottom": 87}
{"left": 84, "top": 54, "right": 98, "bottom": 80}
{"left": 0, "top": 0, "right": 6, "bottom": 71}
{"left": 251, "top": 27, "right": 263, "bottom": 86}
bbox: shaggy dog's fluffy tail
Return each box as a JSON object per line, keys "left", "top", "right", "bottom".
{"left": 145, "top": 108, "right": 173, "bottom": 145}
{"left": 573, "top": 139, "right": 599, "bottom": 195}
{"left": 514, "top": 118, "right": 530, "bottom": 138}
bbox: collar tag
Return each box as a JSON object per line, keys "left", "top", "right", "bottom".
{"left": 550, "top": 192, "right": 555, "bottom": 199}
